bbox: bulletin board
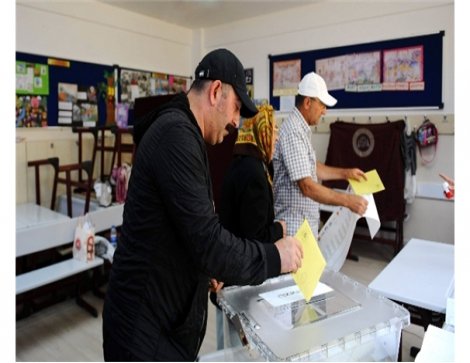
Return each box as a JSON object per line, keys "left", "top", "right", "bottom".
{"left": 269, "top": 32, "right": 444, "bottom": 110}
{"left": 16, "top": 52, "right": 114, "bottom": 127}
{"left": 117, "top": 66, "right": 191, "bottom": 126}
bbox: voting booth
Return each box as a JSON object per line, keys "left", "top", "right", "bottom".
{"left": 208, "top": 270, "right": 410, "bottom": 362}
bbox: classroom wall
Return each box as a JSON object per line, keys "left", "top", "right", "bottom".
{"left": 16, "top": 0, "right": 193, "bottom": 76}
{"left": 16, "top": 0, "right": 455, "bottom": 245}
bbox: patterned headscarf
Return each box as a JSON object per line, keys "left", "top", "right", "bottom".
{"left": 234, "top": 104, "right": 277, "bottom": 184}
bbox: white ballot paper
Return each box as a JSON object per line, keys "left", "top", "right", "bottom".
{"left": 318, "top": 192, "right": 380, "bottom": 272}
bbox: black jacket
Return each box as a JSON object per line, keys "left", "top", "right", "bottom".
{"left": 102, "top": 94, "right": 281, "bottom": 361}
{"left": 220, "top": 154, "right": 283, "bottom": 243}
{"left": 210, "top": 154, "right": 283, "bottom": 308}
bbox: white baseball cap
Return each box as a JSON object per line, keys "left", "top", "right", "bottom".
{"left": 298, "top": 72, "right": 337, "bottom": 107}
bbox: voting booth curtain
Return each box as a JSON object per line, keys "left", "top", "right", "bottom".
{"left": 324, "top": 120, "right": 406, "bottom": 255}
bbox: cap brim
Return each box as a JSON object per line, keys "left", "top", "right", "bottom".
{"left": 319, "top": 93, "right": 338, "bottom": 107}
{"left": 234, "top": 86, "right": 258, "bottom": 118}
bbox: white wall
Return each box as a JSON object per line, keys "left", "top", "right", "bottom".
{"left": 16, "top": 0, "right": 193, "bottom": 76}
{"left": 16, "top": 0, "right": 455, "bottom": 245}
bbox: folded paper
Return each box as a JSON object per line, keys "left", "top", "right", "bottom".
{"left": 292, "top": 219, "right": 326, "bottom": 302}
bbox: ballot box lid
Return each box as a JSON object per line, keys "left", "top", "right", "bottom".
{"left": 218, "top": 269, "right": 410, "bottom": 361}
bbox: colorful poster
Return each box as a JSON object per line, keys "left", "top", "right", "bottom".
{"left": 120, "top": 69, "right": 191, "bottom": 105}
{"left": 16, "top": 61, "right": 49, "bottom": 95}
{"left": 77, "top": 85, "right": 99, "bottom": 126}
{"left": 316, "top": 52, "right": 381, "bottom": 93}
{"left": 16, "top": 95, "right": 48, "bottom": 127}
{"left": 316, "top": 55, "right": 347, "bottom": 91}
{"left": 383, "top": 45, "right": 424, "bottom": 91}
{"left": 345, "top": 51, "right": 381, "bottom": 92}
{"left": 169, "top": 75, "right": 190, "bottom": 94}
{"left": 151, "top": 72, "right": 169, "bottom": 95}
{"left": 273, "top": 59, "right": 301, "bottom": 96}
{"left": 58, "top": 82, "right": 77, "bottom": 125}
{"left": 120, "top": 69, "right": 152, "bottom": 106}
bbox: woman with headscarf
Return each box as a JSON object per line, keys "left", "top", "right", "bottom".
{"left": 210, "top": 104, "right": 286, "bottom": 348}
{"left": 218, "top": 104, "right": 285, "bottom": 242}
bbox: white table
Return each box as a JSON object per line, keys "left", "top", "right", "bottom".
{"left": 16, "top": 202, "right": 124, "bottom": 257}
{"left": 16, "top": 203, "right": 70, "bottom": 231}
{"left": 369, "top": 238, "right": 454, "bottom": 359}
{"left": 16, "top": 202, "right": 124, "bottom": 317}
{"left": 369, "top": 238, "right": 454, "bottom": 314}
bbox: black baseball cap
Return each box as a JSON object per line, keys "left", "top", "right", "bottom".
{"left": 195, "top": 48, "right": 258, "bottom": 118}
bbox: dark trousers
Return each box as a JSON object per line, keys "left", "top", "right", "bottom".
{"left": 103, "top": 309, "right": 194, "bottom": 362}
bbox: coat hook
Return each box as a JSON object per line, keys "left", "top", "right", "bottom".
{"left": 443, "top": 114, "right": 448, "bottom": 122}
{"left": 386, "top": 116, "right": 389, "bottom": 122}
{"left": 352, "top": 117, "right": 356, "bottom": 123}
{"left": 368, "top": 116, "right": 372, "bottom": 123}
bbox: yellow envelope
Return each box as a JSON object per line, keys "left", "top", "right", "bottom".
{"left": 292, "top": 219, "right": 326, "bottom": 302}
{"left": 348, "top": 169, "right": 385, "bottom": 195}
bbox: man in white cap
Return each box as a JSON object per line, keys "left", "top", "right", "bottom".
{"left": 273, "top": 71, "right": 368, "bottom": 238}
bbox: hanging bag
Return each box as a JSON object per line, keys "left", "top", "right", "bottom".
{"left": 415, "top": 119, "right": 438, "bottom": 164}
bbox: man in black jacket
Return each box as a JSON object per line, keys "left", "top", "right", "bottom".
{"left": 102, "top": 48, "right": 303, "bottom": 361}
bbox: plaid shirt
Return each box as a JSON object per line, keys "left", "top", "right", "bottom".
{"left": 273, "top": 107, "right": 319, "bottom": 237}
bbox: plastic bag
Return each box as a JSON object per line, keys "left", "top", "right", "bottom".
{"left": 94, "top": 179, "right": 112, "bottom": 207}
{"left": 73, "top": 214, "right": 95, "bottom": 262}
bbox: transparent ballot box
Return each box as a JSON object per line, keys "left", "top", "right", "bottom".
{"left": 217, "top": 269, "right": 410, "bottom": 361}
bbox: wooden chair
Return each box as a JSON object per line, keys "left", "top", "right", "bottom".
{"left": 94, "top": 125, "right": 116, "bottom": 181}
{"left": 72, "top": 127, "right": 98, "bottom": 186}
{"left": 27, "top": 157, "right": 60, "bottom": 208}
{"left": 109, "top": 126, "right": 135, "bottom": 170}
{"left": 52, "top": 160, "right": 94, "bottom": 218}
{"left": 23, "top": 157, "right": 61, "bottom": 273}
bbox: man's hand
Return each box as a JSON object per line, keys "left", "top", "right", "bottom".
{"left": 275, "top": 236, "right": 303, "bottom": 274}
{"left": 209, "top": 278, "right": 224, "bottom": 293}
{"left": 345, "top": 168, "right": 367, "bottom": 182}
{"left": 346, "top": 194, "right": 368, "bottom": 216}
{"left": 439, "top": 173, "right": 455, "bottom": 189}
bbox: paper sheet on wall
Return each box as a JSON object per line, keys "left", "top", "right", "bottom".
{"left": 318, "top": 192, "right": 380, "bottom": 272}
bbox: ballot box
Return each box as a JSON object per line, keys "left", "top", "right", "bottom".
{"left": 216, "top": 269, "right": 410, "bottom": 361}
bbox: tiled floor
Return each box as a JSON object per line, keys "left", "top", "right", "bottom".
{"left": 16, "top": 240, "right": 424, "bottom": 361}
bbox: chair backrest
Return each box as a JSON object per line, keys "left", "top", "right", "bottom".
{"left": 324, "top": 120, "right": 406, "bottom": 221}
{"left": 27, "top": 157, "right": 59, "bottom": 209}
{"left": 54, "top": 160, "right": 93, "bottom": 217}
{"left": 72, "top": 127, "right": 98, "bottom": 183}
{"left": 109, "top": 126, "right": 135, "bottom": 170}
